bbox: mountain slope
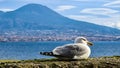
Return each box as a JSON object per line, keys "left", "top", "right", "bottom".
{"left": 0, "top": 3, "right": 120, "bottom": 35}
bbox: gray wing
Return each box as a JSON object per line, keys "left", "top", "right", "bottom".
{"left": 52, "top": 44, "right": 85, "bottom": 58}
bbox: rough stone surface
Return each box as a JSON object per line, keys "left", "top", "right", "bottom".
{"left": 0, "top": 56, "right": 120, "bottom": 68}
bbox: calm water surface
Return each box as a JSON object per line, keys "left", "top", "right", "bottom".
{"left": 0, "top": 41, "right": 120, "bottom": 60}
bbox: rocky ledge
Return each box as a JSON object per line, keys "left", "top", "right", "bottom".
{"left": 0, "top": 56, "right": 120, "bottom": 68}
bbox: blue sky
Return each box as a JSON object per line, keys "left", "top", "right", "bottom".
{"left": 0, "top": 0, "right": 120, "bottom": 29}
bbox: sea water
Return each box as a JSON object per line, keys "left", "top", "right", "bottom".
{"left": 0, "top": 41, "right": 120, "bottom": 60}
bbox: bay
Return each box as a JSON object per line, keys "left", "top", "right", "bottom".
{"left": 0, "top": 41, "right": 120, "bottom": 60}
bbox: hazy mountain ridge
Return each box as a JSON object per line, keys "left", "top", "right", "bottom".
{"left": 0, "top": 3, "right": 120, "bottom": 35}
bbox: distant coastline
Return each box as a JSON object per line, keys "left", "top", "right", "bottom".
{"left": 0, "top": 34, "right": 120, "bottom": 42}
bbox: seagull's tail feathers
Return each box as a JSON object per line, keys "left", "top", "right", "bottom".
{"left": 40, "top": 52, "right": 54, "bottom": 56}
{"left": 40, "top": 52, "right": 65, "bottom": 58}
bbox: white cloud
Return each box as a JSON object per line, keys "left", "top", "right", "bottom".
{"left": 80, "top": 8, "right": 119, "bottom": 16}
{"left": 68, "top": 14, "right": 120, "bottom": 29}
{"left": 114, "top": 22, "right": 120, "bottom": 29}
{"left": 56, "top": 5, "right": 76, "bottom": 12}
{"left": 104, "top": 0, "right": 120, "bottom": 8}
{"left": 0, "top": 8, "right": 13, "bottom": 12}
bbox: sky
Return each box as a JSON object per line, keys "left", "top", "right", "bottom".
{"left": 0, "top": 0, "right": 120, "bottom": 29}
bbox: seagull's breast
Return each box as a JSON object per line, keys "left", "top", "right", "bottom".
{"left": 73, "top": 44, "right": 91, "bottom": 59}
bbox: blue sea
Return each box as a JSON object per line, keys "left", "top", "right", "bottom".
{"left": 0, "top": 41, "right": 120, "bottom": 60}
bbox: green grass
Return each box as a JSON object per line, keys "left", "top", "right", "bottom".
{"left": 0, "top": 60, "right": 20, "bottom": 63}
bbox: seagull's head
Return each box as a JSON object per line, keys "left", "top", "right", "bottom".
{"left": 74, "top": 37, "right": 93, "bottom": 46}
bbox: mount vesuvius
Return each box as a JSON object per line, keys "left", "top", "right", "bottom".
{"left": 0, "top": 3, "right": 120, "bottom": 35}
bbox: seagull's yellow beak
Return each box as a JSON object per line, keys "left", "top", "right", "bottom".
{"left": 87, "top": 42, "right": 93, "bottom": 46}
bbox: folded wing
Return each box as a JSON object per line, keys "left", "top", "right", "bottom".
{"left": 53, "top": 44, "right": 85, "bottom": 59}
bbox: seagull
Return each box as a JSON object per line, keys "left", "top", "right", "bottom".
{"left": 40, "top": 37, "right": 93, "bottom": 59}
